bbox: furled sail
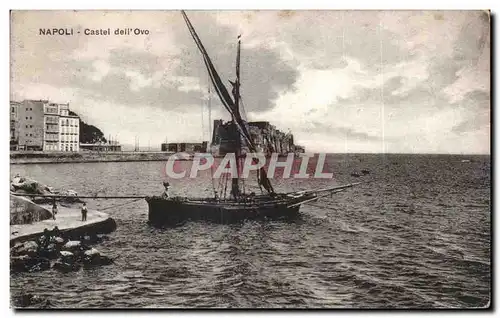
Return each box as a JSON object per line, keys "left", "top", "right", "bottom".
{"left": 181, "top": 10, "right": 274, "bottom": 194}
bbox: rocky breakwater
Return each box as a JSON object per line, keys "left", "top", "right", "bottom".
{"left": 10, "top": 175, "right": 119, "bottom": 308}
{"left": 10, "top": 174, "right": 82, "bottom": 205}
{"left": 11, "top": 227, "right": 115, "bottom": 274}
{"left": 11, "top": 227, "right": 116, "bottom": 308}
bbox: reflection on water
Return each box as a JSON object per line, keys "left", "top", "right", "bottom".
{"left": 10, "top": 154, "right": 491, "bottom": 308}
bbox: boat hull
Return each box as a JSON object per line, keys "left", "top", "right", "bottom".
{"left": 146, "top": 194, "right": 314, "bottom": 226}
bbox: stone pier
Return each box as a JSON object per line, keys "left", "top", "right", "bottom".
{"left": 10, "top": 205, "right": 116, "bottom": 246}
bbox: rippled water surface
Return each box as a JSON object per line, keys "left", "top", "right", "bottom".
{"left": 10, "top": 154, "right": 491, "bottom": 308}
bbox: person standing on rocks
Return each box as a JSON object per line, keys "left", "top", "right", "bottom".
{"left": 81, "top": 203, "right": 88, "bottom": 222}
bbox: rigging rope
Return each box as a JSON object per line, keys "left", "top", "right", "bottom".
{"left": 239, "top": 95, "right": 248, "bottom": 122}
{"left": 201, "top": 97, "right": 205, "bottom": 141}
{"left": 208, "top": 79, "right": 218, "bottom": 198}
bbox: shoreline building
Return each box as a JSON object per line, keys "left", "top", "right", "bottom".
{"left": 57, "top": 103, "right": 80, "bottom": 152}
{"left": 80, "top": 140, "right": 122, "bottom": 152}
{"left": 14, "top": 100, "right": 80, "bottom": 152}
{"left": 10, "top": 101, "right": 20, "bottom": 150}
{"left": 161, "top": 142, "right": 208, "bottom": 153}
{"left": 211, "top": 119, "right": 301, "bottom": 156}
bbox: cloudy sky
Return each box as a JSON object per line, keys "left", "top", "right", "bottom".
{"left": 10, "top": 10, "right": 490, "bottom": 153}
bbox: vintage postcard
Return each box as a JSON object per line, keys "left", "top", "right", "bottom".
{"left": 9, "top": 10, "right": 490, "bottom": 309}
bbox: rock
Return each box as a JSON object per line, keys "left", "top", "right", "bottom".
{"left": 12, "top": 293, "right": 46, "bottom": 308}
{"left": 82, "top": 249, "right": 114, "bottom": 267}
{"left": 51, "top": 236, "right": 65, "bottom": 245}
{"left": 59, "top": 250, "right": 76, "bottom": 264}
{"left": 96, "top": 234, "right": 110, "bottom": 242}
{"left": 80, "top": 235, "right": 94, "bottom": 244}
{"left": 12, "top": 241, "right": 39, "bottom": 257}
{"left": 83, "top": 248, "right": 101, "bottom": 265}
{"left": 10, "top": 242, "right": 26, "bottom": 256}
{"left": 58, "top": 190, "right": 81, "bottom": 203}
{"left": 24, "top": 241, "right": 39, "bottom": 251}
{"left": 11, "top": 255, "right": 31, "bottom": 272}
{"left": 66, "top": 190, "right": 78, "bottom": 196}
{"left": 40, "top": 243, "right": 59, "bottom": 259}
{"left": 63, "top": 240, "right": 81, "bottom": 251}
{"left": 11, "top": 178, "right": 51, "bottom": 196}
{"left": 60, "top": 250, "right": 74, "bottom": 258}
{"left": 84, "top": 248, "right": 100, "bottom": 257}
{"left": 11, "top": 256, "right": 50, "bottom": 273}
{"left": 361, "top": 169, "right": 370, "bottom": 175}
{"left": 28, "top": 258, "right": 50, "bottom": 272}
{"left": 53, "top": 260, "right": 81, "bottom": 272}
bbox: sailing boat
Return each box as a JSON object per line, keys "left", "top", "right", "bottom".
{"left": 145, "top": 11, "right": 359, "bottom": 225}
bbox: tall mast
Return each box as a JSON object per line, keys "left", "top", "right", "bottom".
{"left": 207, "top": 74, "right": 212, "bottom": 151}
{"left": 233, "top": 35, "right": 241, "bottom": 118}
{"left": 230, "top": 36, "right": 242, "bottom": 198}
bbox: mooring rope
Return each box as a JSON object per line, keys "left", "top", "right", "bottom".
{"left": 97, "top": 198, "right": 144, "bottom": 211}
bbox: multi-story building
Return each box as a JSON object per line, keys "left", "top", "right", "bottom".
{"left": 16, "top": 100, "right": 80, "bottom": 152}
{"left": 43, "top": 102, "right": 60, "bottom": 151}
{"left": 18, "top": 100, "right": 45, "bottom": 151}
{"left": 57, "top": 103, "right": 80, "bottom": 152}
{"left": 10, "top": 101, "right": 20, "bottom": 150}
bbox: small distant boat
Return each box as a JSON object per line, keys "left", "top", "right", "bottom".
{"left": 461, "top": 159, "right": 471, "bottom": 163}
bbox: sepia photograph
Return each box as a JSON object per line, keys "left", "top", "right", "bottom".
{"left": 8, "top": 9, "right": 491, "bottom": 309}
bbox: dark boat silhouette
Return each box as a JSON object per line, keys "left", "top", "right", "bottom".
{"left": 146, "top": 11, "right": 359, "bottom": 225}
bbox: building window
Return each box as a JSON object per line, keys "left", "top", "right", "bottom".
{"left": 11, "top": 107, "right": 14, "bottom": 113}
{"left": 29, "top": 134, "right": 32, "bottom": 137}
{"left": 25, "top": 108, "right": 28, "bottom": 111}
{"left": 29, "top": 117, "right": 32, "bottom": 120}
{"left": 25, "top": 125, "right": 28, "bottom": 128}
{"left": 26, "top": 117, "right": 28, "bottom": 119}
{"left": 29, "top": 125, "right": 32, "bottom": 128}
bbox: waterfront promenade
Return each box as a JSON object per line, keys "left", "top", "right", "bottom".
{"left": 10, "top": 205, "right": 116, "bottom": 245}
{"left": 10, "top": 151, "right": 176, "bottom": 165}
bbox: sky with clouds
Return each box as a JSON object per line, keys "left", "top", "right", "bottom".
{"left": 10, "top": 10, "right": 490, "bottom": 153}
